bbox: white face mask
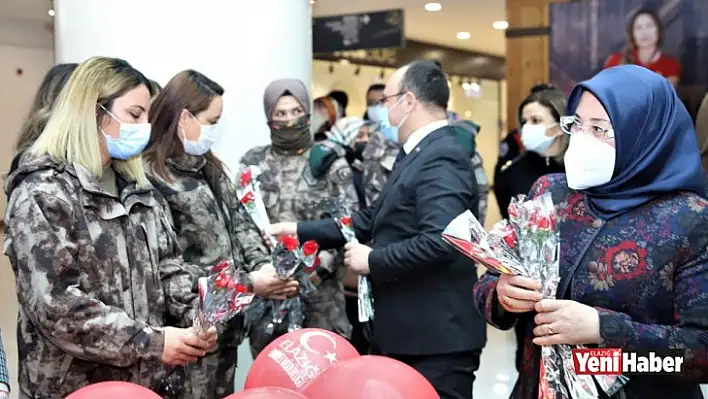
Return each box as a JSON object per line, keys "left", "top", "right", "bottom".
{"left": 564, "top": 132, "right": 616, "bottom": 190}
{"left": 183, "top": 122, "right": 220, "bottom": 156}
{"left": 521, "top": 123, "right": 557, "bottom": 154}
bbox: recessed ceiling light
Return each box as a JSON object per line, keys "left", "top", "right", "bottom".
{"left": 339, "top": 59, "right": 350, "bottom": 65}
{"left": 309, "top": 0, "right": 315, "bottom": 4}
{"left": 493, "top": 20, "right": 509, "bottom": 30}
{"left": 424, "top": 2, "right": 442, "bottom": 12}
{"left": 48, "top": 9, "right": 55, "bottom": 16}
{"left": 456, "top": 31, "right": 471, "bottom": 40}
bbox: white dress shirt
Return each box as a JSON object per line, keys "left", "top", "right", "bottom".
{"left": 402, "top": 119, "right": 449, "bottom": 154}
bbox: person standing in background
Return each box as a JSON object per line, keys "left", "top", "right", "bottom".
{"left": 269, "top": 60, "right": 488, "bottom": 399}
{"left": 604, "top": 8, "right": 681, "bottom": 87}
{"left": 10, "top": 63, "right": 78, "bottom": 176}
{"left": 363, "top": 84, "right": 386, "bottom": 120}
{"left": 0, "top": 330, "right": 8, "bottom": 399}
{"left": 239, "top": 79, "right": 356, "bottom": 357}
{"left": 311, "top": 96, "right": 340, "bottom": 142}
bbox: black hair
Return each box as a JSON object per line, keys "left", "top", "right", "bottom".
{"left": 328, "top": 90, "right": 348, "bottom": 114}
{"left": 366, "top": 84, "right": 385, "bottom": 94}
{"left": 399, "top": 60, "right": 449, "bottom": 110}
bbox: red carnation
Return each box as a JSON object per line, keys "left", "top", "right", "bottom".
{"left": 211, "top": 260, "right": 230, "bottom": 274}
{"left": 279, "top": 235, "right": 299, "bottom": 251}
{"left": 536, "top": 215, "right": 553, "bottom": 230}
{"left": 340, "top": 216, "right": 352, "bottom": 226}
{"left": 503, "top": 228, "right": 517, "bottom": 249}
{"left": 234, "top": 283, "right": 249, "bottom": 293}
{"left": 303, "top": 256, "right": 321, "bottom": 274}
{"left": 215, "top": 272, "right": 229, "bottom": 289}
{"left": 239, "top": 168, "right": 253, "bottom": 187}
{"left": 302, "top": 240, "right": 319, "bottom": 256}
{"left": 240, "top": 191, "right": 255, "bottom": 205}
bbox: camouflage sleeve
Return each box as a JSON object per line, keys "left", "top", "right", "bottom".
{"left": 231, "top": 205, "right": 270, "bottom": 271}
{"left": 5, "top": 187, "right": 164, "bottom": 366}
{"left": 157, "top": 209, "right": 201, "bottom": 328}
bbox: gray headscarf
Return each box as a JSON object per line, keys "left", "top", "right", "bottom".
{"left": 263, "top": 78, "right": 310, "bottom": 119}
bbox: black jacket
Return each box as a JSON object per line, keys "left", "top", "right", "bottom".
{"left": 298, "top": 126, "right": 487, "bottom": 355}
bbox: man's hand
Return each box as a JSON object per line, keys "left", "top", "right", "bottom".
{"left": 266, "top": 223, "right": 297, "bottom": 237}
{"left": 251, "top": 264, "right": 299, "bottom": 300}
{"left": 161, "top": 327, "right": 212, "bottom": 365}
{"left": 344, "top": 243, "right": 372, "bottom": 275}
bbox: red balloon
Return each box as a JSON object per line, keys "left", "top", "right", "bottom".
{"left": 304, "top": 355, "right": 439, "bottom": 399}
{"left": 225, "top": 387, "right": 309, "bottom": 398}
{"left": 245, "top": 328, "right": 359, "bottom": 392}
{"left": 65, "top": 381, "right": 162, "bottom": 398}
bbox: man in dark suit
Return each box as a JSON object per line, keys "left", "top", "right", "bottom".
{"left": 268, "top": 60, "right": 487, "bottom": 398}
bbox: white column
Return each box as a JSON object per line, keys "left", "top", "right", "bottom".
{"left": 54, "top": 0, "right": 313, "bottom": 176}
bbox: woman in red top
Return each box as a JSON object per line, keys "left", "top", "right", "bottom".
{"left": 604, "top": 9, "right": 681, "bottom": 87}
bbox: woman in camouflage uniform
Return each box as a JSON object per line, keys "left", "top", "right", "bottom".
{"left": 4, "top": 57, "right": 215, "bottom": 398}
{"left": 143, "top": 70, "right": 298, "bottom": 398}
{"left": 239, "top": 79, "right": 356, "bottom": 356}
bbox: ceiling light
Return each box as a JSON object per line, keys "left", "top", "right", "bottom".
{"left": 470, "top": 82, "right": 481, "bottom": 91}
{"left": 339, "top": 59, "right": 350, "bottom": 65}
{"left": 424, "top": 2, "right": 442, "bottom": 12}
{"left": 48, "top": 9, "right": 55, "bottom": 16}
{"left": 462, "top": 82, "right": 471, "bottom": 91}
{"left": 456, "top": 32, "right": 471, "bottom": 40}
{"left": 309, "top": 0, "right": 315, "bottom": 4}
{"left": 493, "top": 20, "right": 509, "bottom": 30}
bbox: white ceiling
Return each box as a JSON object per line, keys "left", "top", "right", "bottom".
{"left": 0, "top": 0, "right": 506, "bottom": 57}
{"left": 312, "top": 0, "right": 507, "bottom": 57}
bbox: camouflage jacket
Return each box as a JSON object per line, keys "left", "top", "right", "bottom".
{"left": 145, "top": 155, "right": 270, "bottom": 274}
{"left": 238, "top": 145, "right": 355, "bottom": 338}
{"left": 3, "top": 156, "right": 200, "bottom": 398}
{"left": 362, "top": 127, "right": 489, "bottom": 224}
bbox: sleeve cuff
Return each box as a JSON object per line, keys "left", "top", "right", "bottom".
{"left": 489, "top": 288, "right": 518, "bottom": 328}
{"left": 367, "top": 249, "right": 391, "bottom": 284}
{"left": 596, "top": 307, "right": 632, "bottom": 348}
{"left": 140, "top": 327, "right": 165, "bottom": 361}
{"left": 0, "top": 382, "right": 9, "bottom": 393}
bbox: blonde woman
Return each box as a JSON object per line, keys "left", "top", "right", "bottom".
{"left": 4, "top": 56, "right": 216, "bottom": 398}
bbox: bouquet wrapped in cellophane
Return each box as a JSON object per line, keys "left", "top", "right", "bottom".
{"left": 237, "top": 165, "right": 277, "bottom": 247}
{"left": 329, "top": 205, "right": 374, "bottom": 322}
{"left": 442, "top": 193, "right": 628, "bottom": 399}
{"left": 245, "top": 235, "right": 320, "bottom": 334}
{"left": 158, "top": 260, "right": 254, "bottom": 397}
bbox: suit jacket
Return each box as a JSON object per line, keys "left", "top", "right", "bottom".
{"left": 298, "top": 126, "right": 488, "bottom": 355}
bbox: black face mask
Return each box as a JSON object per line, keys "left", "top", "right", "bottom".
{"left": 268, "top": 115, "right": 313, "bottom": 154}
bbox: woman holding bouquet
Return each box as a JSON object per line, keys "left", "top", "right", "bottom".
{"left": 239, "top": 79, "right": 357, "bottom": 356}
{"left": 474, "top": 65, "right": 708, "bottom": 398}
{"left": 4, "top": 57, "right": 217, "bottom": 398}
{"left": 143, "top": 69, "right": 299, "bottom": 398}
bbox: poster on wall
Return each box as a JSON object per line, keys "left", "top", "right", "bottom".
{"left": 549, "top": 0, "right": 708, "bottom": 119}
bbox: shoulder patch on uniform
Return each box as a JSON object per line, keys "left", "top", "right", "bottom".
{"left": 499, "top": 142, "right": 509, "bottom": 158}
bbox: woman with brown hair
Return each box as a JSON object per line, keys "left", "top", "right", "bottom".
{"left": 143, "top": 69, "right": 297, "bottom": 398}
{"left": 604, "top": 8, "right": 681, "bottom": 87}
{"left": 10, "top": 63, "right": 78, "bottom": 174}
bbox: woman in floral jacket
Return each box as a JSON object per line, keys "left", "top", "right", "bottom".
{"left": 474, "top": 65, "right": 708, "bottom": 398}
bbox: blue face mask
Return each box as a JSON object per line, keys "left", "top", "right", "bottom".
{"left": 101, "top": 106, "right": 151, "bottom": 160}
{"left": 367, "top": 105, "right": 399, "bottom": 142}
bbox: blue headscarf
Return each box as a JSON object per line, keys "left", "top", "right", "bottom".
{"left": 567, "top": 65, "right": 706, "bottom": 220}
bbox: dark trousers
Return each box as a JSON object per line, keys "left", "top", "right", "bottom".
{"left": 515, "top": 321, "right": 525, "bottom": 372}
{"left": 344, "top": 294, "right": 371, "bottom": 354}
{"left": 388, "top": 350, "right": 482, "bottom": 399}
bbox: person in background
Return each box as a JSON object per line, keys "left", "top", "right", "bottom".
{"left": 494, "top": 83, "right": 567, "bottom": 220}
{"left": 4, "top": 57, "right": 216, "bottom": 398}
{"left": 148, "top": 79, "right": 162, "bottom": 96}
{"left": 0, "top": 330, "right": 8, "bottom": 399}
{"left": 492, "top": 83, "right": 567, "bottom": 371}
{"left": 476, "top": 65, "right": 708, "bottom": 398}
{"left": 143, "top": 70, "right": 298, "bottom": 398}
{"left": 239, "top": 79, "right": 356, "bottom": 356}
{"left": 696, "top": 94, "right": 708, "bottom": 175}
{"left": 311, "top": 96, "right": 340, "bottom": 142}
{"left": 448, "top": 118, "right": 489, "bottom": 226}
{"left": 10, "top": 63, "right": 79, "bottom": 175}
{"left": 270, "top": 60, "right": 488, "bottom": 399}
{"left": 604, "top": 8, "right": 680, "bottom": 87}
{"left": 328, "top": 90, "right": 348, "bottom": 117}
{"left": 363, "top": 83, "right": 385, "bottom": 120}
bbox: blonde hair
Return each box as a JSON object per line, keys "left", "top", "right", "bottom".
{"left": 30, "top": 56, "right": 150, "bottom": 186}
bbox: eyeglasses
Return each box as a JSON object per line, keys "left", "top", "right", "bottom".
{"left": 560, "top": 115, "right": 615, "bottom": 141}
{"left": 371, "top": 91, "right": 406, "bottom": 107}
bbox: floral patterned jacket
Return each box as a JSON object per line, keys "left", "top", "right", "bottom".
{"left": 474, "top": 174, "right": 708, "bottom": 399}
